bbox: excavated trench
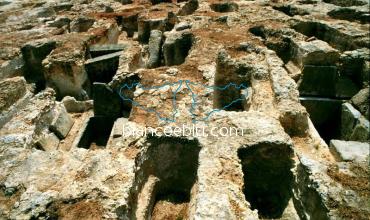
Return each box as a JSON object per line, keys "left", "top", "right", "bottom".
{"left": 291, "top": 21, "right": 368, "bottom": 51}
{"left": 213, "top": 52, "right": 252, "bottom": 111}
{"left": 249, "top": 25, "right": 356, "bottom": 143}
{"left": 77, "top": 116, "right": 115, "bottom": 149}
{"left": 249, "top": 26, "right": 293, "bottom": 64}
{"left": 299, "top": 97, "right": 343, "bottom": 143}
{"left": 129, "top": 136, "right": 201, "bottom": 219}
{"left": 238, "top": 143, "right": 295, "bottom": 219}
{"left": 85, "top": 46, "right": 122, "bottom": 85}
{"left": 21, "top": 41, "right": 57, "bottom": 92}
{"left": 162, "top": 32, "right": 194, "bottom": 66}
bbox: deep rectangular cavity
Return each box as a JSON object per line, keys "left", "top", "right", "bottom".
{"left": 131, "top": 136, "right": 201, "bottom": 219}
{"left": 77, "top": 116, "right": 115, "bottom": 149}
{"left": 238, "top": 143, "right": 295, "bottom": 219}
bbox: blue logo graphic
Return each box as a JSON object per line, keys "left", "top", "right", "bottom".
{"left": 118, "top": 80, "right": 248, "bottom": 123}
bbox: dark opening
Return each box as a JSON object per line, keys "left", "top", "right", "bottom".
{"left": 300, "top": 97, "right": 342, "bottom": 143}
{"left": 85, "top": 52, "right": 120, "bottom": 84}
{"left": 132, "top": 136, "right": 201, "bottom": 219}
{"left": 249, "top": 26, "right": 293, "bottom": 64}
{"left": 213, "top": 82, "right": 249, "bottom": 111}
{"left": 238, "top": 143, "right": 294, "bottom": 219}
{"left": 116, "top": 74, "right": 141, "bottom": 118}
{"left": 122, "top": 14, "right": 138, "bottom": 38}
{"left": 21, "top": 41, "right": 56, "bottom": 92}
{"left": 210, "top": 2, "right": 238, "bottom": 13}
{"left": 178, "top": 0, "right": 199, "bottom": 16}
{"left": 77, "top": 116, "right": 115, "bottom": 149}
{"left": 328, "top": 8, "right": 369, "bottom": 24}
{"left": 0, "top": 1, "right": 11, "bottom": 6}
{"left": 323, "top": 0, "right": 367, "bottom": 7}
{"left": 273, "top": 5, "right": 309, "bottom": 17}
{"left": 88, "top": 44, "right": 126, "bottom": 58}
{"left": 150, "top": 0, "right": 172, "bottom": 5}
{"left": 163, "top": 32, "right": 194, "bottom": 66}
{"left": 214, "top": 53, "right": 252, "bottom": 111}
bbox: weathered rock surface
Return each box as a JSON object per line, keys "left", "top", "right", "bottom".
{"left": 341, "top": 102, "right": 370, "bottom": 141}
{"left": 147, "top": 30, "right": 163, "bottom": 68}
{"left": 0, "top": 0, "right": 369, "bottom": 219}
{"left": 329, "top": 139, "right": 369, "bottom": 162}
{"left": 62, "top": 96, "right": 93, "bottom": 113}
{"left": 351, "top": 87, "right": 369, "bottom": 119}
{"left": 0, "top": 77, "right": 27, "bottom": 113}
{"left": 50, "top": 104, "right": 74, "bottom": 139}
{"left": 162, "top": 31, "right": 194, "bottom": 66}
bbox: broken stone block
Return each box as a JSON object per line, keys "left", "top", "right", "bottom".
{"left": 350, "top": 117, "right": 369, "bottom": 142}
{"left": 89, "top": 44, "right": 126, "bottom": 58}
{"left": 210, "top": 1, "right": 238, "bottom": 13}
{"left": 177, "top": 0, "right": 198, "bottom": 16}
{"left": 70, "top": 16, "right": 96, "bottom": 32}
{"left": 341, "top": 103, "right": 361, "bottom": 140}
{"left": 93, "top": 83, "right": 122, "bottom": 118}
{"left": 0, "top": 56, "right": 25, "bottom": 80}
{"left": 62, "top": 96, "right": 93, "bottom": 113}
{"left": 163, "top": 31, "right": 194, "bottom": 66}
{"left": 46, "top": 16, "right": 71, "bottom": 28}
{"left": 50, "top": 104, "right": 74, "bottom": 139}
{"left": 351, "top": 87, "right": 369, "bottom": 119}
{"left": 329, "top": 140, "right": 369, "bottom": 163}
{"left": 335, "top": 75, "right": 359, "bottom": 99}
{"left": 341, "top": 102, "right": 369, "bottom": 142}
{"left": 111, "top": 118, "right": 126, "bottom": 139}
{"left": 0, "top": 77, "right": 27, "bottom": 112}
{"left": 278, "top": 101, "right": 309, "bottom": 136}
{"left": 27, "top": 6, "right": 56, "bottom": 18}
{"left": 43, "top": 34, "right": 91, "bottom": 100}
{"left": 36, "top": 132, "right": 60, "bottom": 151}
{"left": 291, "top": 40, "right": 339, "bottom": 67}
{"left": 340, "top": 49, "right": 369, "bottom": 87}
{"left": 21, "top": 40, "right": 56, "bottom": 90}
{"left": 298, "top": 65, "right": 337, "bottom": 96}
{"left": 85, "top": 51, "right": 121, "bottom": 83}
{"left": 147, "top": 30, "right": 163, "bottom": 68}
{"left": 174, "top": 21, "right": 192, "bottom": 31}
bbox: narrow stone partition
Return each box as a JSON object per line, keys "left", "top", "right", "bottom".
{"left": 77, "top": 116, "right": 115, "bottom": 149}
{"left": 238, "top": 142, "right": 295, "bottom": 219}
{"left": 130, "top": 136, "right": 201, "bottom": 219}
